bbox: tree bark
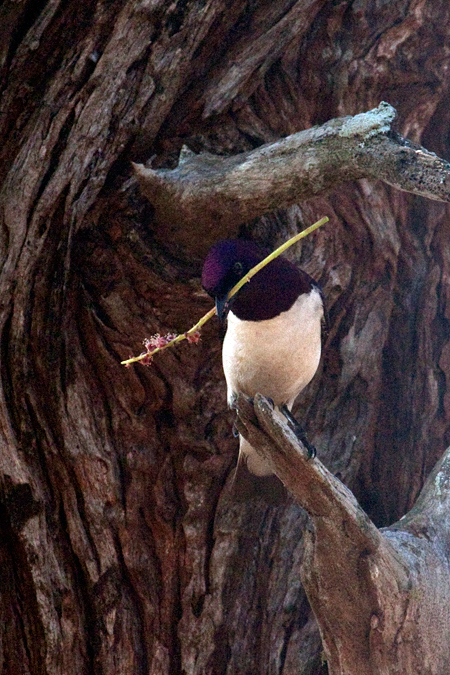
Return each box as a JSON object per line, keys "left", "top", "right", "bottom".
{"left": 2, "top": 1, "right": 450, "bottom": 675}
{"left": 236, "top": 393, "right": 450, "bottom": 675}
{"left": 133, "top": 102, "right": 450, "bottom": 257}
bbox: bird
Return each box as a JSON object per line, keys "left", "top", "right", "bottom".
{"left": 201, "top": 238, "right": 324, "bottom": 479}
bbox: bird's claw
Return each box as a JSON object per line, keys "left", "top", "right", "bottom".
{"left": 280, "top": 405, "right": 317, "bottom": 459}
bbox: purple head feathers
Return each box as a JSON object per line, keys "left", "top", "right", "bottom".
{"left": 202, "top": 239, "right": 315, "bottom": 322}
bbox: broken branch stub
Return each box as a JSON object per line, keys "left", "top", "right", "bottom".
{"left": 235, "top": 393, "right": 450, "bottom": 675}
{"left": 134, "top": 102, "right": 450, "bottom": 257}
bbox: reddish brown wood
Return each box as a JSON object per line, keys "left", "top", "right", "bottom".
{"left": 1, "top": 1, "right": 450, "bottom": 674}
{"left": 236, "top": 394, "right": 450, "bottom": 675}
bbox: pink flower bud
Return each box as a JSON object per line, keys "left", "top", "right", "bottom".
{"left": 165, "top": 333, "right": 178, "bottom": 343}
{"left": 144, "top": 334, "right": 167, "bottom": 350}
{"left": 186, "top": 330, "right": 201, "bottom": 343}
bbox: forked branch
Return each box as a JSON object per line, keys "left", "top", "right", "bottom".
{"left": 235, "top": 393, "right": 450, "bottom": 675}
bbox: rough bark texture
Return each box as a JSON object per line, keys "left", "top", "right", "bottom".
{"left": 133, "top": 102, "right": 450, "bottom": 258}
{"left": 2, "top": 1, "right": 450, "bottom": 675}
{"left": 236, "top": 393, "right": 450, "bottom": 675}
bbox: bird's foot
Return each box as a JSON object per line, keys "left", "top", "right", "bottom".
{"left": 280, "top": 405, "right": 317, "bottom": 459}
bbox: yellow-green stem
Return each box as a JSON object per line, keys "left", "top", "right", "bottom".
{"left": 226, "top": 216, "right": 329, "bottom": 301}
{"left": 121, "top": 216, "right": 328, "bottom": 366}
{"left": 121, "top": 307, "right": 216, "bottom": 366}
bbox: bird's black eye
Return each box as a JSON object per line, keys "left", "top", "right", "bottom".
{"left": 233, "top": 261, "right": 244, "bottom": 275}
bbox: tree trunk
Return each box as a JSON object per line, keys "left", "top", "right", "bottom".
{"left": 2, "top": 1, "right": 450, "bottom": 674}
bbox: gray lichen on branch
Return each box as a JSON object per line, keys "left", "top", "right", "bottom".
{"left": 133, "top": 102, "right": 450, "bottom": 255}
{"left": 235, "top": 393, "right": 450, "bottom": 675}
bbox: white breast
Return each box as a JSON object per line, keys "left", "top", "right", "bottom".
{"left": 223, "top": 286, "right": 323, "bottom": 409}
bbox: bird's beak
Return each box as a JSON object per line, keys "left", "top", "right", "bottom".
{"left": 215, "top": 296, "right": 231, "bottom": 324}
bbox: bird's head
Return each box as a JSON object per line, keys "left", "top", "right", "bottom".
{"left": 202, "top": 239, "right": 314, "bottom": 322}
{"left": 201, "top": 240, "right": 266, "bottom": 321}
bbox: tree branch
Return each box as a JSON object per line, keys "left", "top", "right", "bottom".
{"left": 134, "top": 102, "right": 450, "bottom": 255}
{"left": 235, "top": 393, "right": 450, "bottom": 675}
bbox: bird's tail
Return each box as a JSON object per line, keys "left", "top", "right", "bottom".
{"left": 238, "top": 436, "right": 273, "bottom": 476}
{"left": 230, "top": 435, "right": 286, "bottom": 505}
